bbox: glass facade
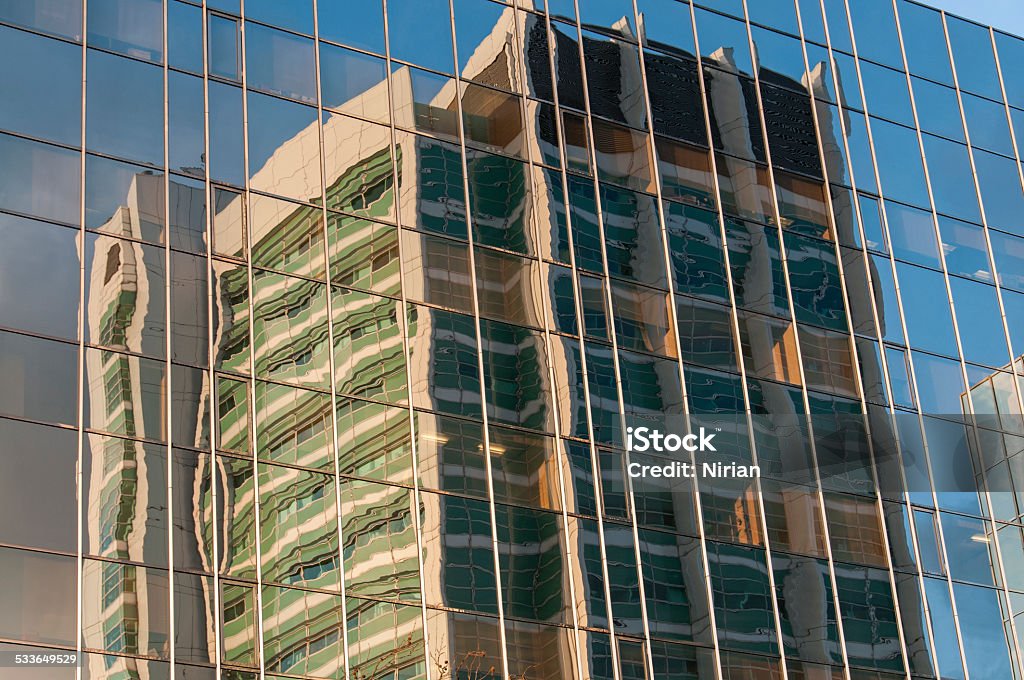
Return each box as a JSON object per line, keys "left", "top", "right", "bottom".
{"left": 2, "top": 0, "right": 1024, "bottom": 679}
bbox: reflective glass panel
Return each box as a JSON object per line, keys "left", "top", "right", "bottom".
{"left": 333, "top": 288, "right": 408, "bottom": 403}
{"left": 0, "top": 215, "right": 79, "bottom": 340}
{"left": 899, "top": 1, "right": 953, "bottom": 84}
{"left": 388, "top": 0, "right": 455, "bottom": 74}
{"left": 252, "top": 270, "right": 331, "bottom": 388}
{"left": 245, "top": 22, "right": 316, "bottom": 104}
{"left": 246, "top": 92, "right": 320, "bottom": 202}
{"left": 259, "top": 463, "right": 339, "bottom": 590}
{"left": 0, "top": 133, "right": 80, "bottom": 225}
{"left": 318, "top": 0, "right": 384, "bottom": 55}
{"left": 87, "top": 0, "right": 162, "bottom": 61}
{"left": 86, "top": 49, "right": 164, "bottom": 166}
{"left": 0, "top": 25, "right": 81, "bottom": 146}
{"left": 0, "top": 418, "right": 77, "bottom": 552}
{"left": 245, "top": 0, "right": 312, "bottom": 35}
{"left": 0, "top": 546, "right": 76, "bottom": 646}
{"left": 320, "top": 43, "right": 389, "bottom": 123}
{"left": 339, "top": 479, "right": 420, "bottom": 602}
{"left": 947, "top": 15, "right": 1002, "bottom": 101}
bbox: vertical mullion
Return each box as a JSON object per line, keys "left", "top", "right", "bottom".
{"left": 520, "top": 3, "right": 588, "bottom": 678}
{"left": 839, "top": 0, "right": 970, "bottom": 677}
{"left": 934, "top": 11, "right": 1024, "bottom": 679}
{"left": 536, "top": 3, "right": 627, "bottom": 677}
{"left": 234, "top": 3, "right": 268, "bottom": 678}
{"left": 308, "top": 0, "right": 354, "bottom": 678}
{"left": 566, "top": 2, "right": 652, "bottom": 676}
{"left": 629, "top": 2, "right": 740, "bottom": 678}
{"left": 162, "top": 0, "right": 176, "bottom": 676}
{"left": 797, "top": 0, "right": 919, "bottom": 678}
{"left": 446, "top": 1, "right": 513, "bottom": 677}
{"left": 76, "top": 0, "right": 88, "bottom": 677}
{"left": 742, "top": 1, "right": 887, "bottom": 677}
{"left": 377, "top": 0, "right": 437, "bottom": 676}
{"left": 199, "top": 1, "right": 224, "bottom": 677}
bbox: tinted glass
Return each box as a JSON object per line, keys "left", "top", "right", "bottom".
{"left": 87, "top": 0, "right": 162, "bottom": 61}
{"left": 320, "top": 42, "right": 389, "bottom": 122}
{"left": 245, "top": 0, "right": 312, "bottom": 35}
{"left": 0, "top": 25, "right": 81, "bottom": 146}
{"left": 318, "top": 0, "right": 385, "bottom": 55}
{"left": 245, "top": 21, "right": 316, "bottom": 103}
{"left": 388, "top": 0, "right": 454, "bottom": 73}
{"left": 168, "top": 70, "right": 206, "bottom": 177}
{"left": 0, "top": 0, "right": 82, "bottom": 41}
{"left": 246, "top": 92, "right": 320, "bottom": 201}
{"left": 895, "top": 263, "right": 957, "bottom": 357}
{"left": 0, "top": 215, "right": 79, "bottom": 340}
{"left": 0, "top": 546, "right": 76, "bottom": 646}
{"left": 86, "top": 49, "right": 164, "bottom": 165}
{"left": 168, "top": 0, "right": 202, "bottom": 73}
{"left": 0, "top": 418, "right": 77, "bottom": 552}
{"left": 947, "top": 16, "right": 1002, "bottom": 101}
{"left": 0, "top": 133, "right": 80, "bottom": 225}
{"left": 911, "top": 77, "right": 964, "bottom": 142}
{"left": 0, "top": 330, "right": 78, "bottom": 426}
{"left": 899, "top": 1, "right": 953, "bottom": 84}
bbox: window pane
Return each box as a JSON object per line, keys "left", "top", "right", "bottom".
{"left": 328, "top": 214, "right": 400, "bottom": 296}
{"left": 82, "top": 559, "right": 169, "bottom": 658}
{"left": 871, "top": 119, "right": 927, "bottom": 208}
{"left": 319, "top": 42, "right": 389, "bottom": 123}
{"left": 0, "top": 330, "right": 78, "bottom": 426}
{"left": 85, "top": 154, "right": 165, "bottom": 242}
{"left": 0, "top": 215, "right": 79, "bottom": 340}
{"left": 81, "top": 433, "right": 168, "bottom": 565}
{"left": 0, "top": 133, "right": 80, "bottom": 225}
{"left": 947, "top": 15, "right": 1002, "bottom": 101}
{"left": 249, "top": 192, "right": 326, "bottom": 280}
{"left": 318, "top": 0, "right": 384, "bottom": 55}
{"left": 0, "top": 25, "right": 81, "bottom": 146}
{"left": 884, "top": 200, "right": 941, "bottom": 269}
{"left": 0, "top": 418, "right": 77, "bottom": 552}
{"left": 974, "top": 149, "right": 1024, "bottom": 237}
{"left": 895, "top": 263, "right": 957, "bottom": 357}
{"left": 168, "top": 0, "right": 202, "bottom": 73}
{"left": 259, "top": 463, "right": 339, "bottom": 590}
{"left": 899, "top": 2, "right": 953, "bottom": 84}
{"left": 245, "top": 21, "right": 316, "bottom": 104}
{"left": 0, "top": 0, "right": 82, "bottom": 41}
{"left": 388, "top": 0, "right": 454, "bottom": 74}
{"left": 911, "top": 77, "right": 964, "bottom": 142}
{"left": 87, "top": 0, "right": 162, "bottom": 62}
{"left": 391, "top": 65, "right": 460, "bottom": 140}
{"left": 245, "top": 0, "right": 312, "bottom": 35}
{"left": 246, "top": 92, "right": 320, "bottom": 202}
{"left": 209, "top": 81, "right": 245, "bottom": 186}
{"left": 462, "top": 83, "right": 526, "bottom": 158}
{"left": 0, "top": 546, "right": 76, "bottom": 646}
{"left": 333, "top": 288, "right": 407, "bottom": 403}
{"left": 339, "top": 479, "right": 420, "bottom": 601}
{"left": 86, "top": 49, "right": 164, "bottom": 165}
{"left": 252, "top": 270, "right": 330, "bottom": 388}
{"left": 169, "top": 70, "right": 206, "bottom": 177}
{"left": 950, "top": 277, "right": 1010, "bottom": 368}
{"left": 454, "top": 0, "right": 521, "bottom": 92}
{"left": 208, "top": 13, "right": 240, "bottom": 80}
{"left": 848, "top": 0, "right": 901, "bottom": 68}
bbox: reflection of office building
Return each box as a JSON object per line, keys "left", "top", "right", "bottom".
{"left": 2, "top": 1, "right": 1024, "bottom": 679}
